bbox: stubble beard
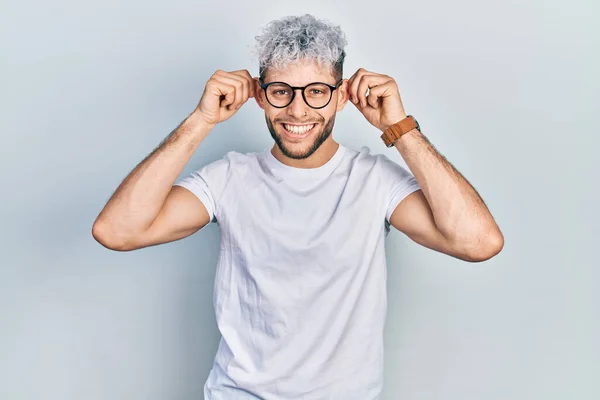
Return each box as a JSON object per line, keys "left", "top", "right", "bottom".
{"left": 266, "top": 115, "right": 336, "bottom": 160}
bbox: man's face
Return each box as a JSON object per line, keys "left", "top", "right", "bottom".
{"left": 255, "top": 59, "right": 349, "bottom": 160}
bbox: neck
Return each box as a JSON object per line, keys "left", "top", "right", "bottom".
{"left": 271, "top": 139, "right": 340, "bottom": 169}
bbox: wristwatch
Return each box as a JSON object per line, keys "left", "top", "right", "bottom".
{"left": 381, "top": 115, "right": 420, "bottom": 147}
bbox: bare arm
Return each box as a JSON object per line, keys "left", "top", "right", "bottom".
{"left": 92, "top": 112, "right": 214, "bottom": 251}
{"left": 390, "top": 127, "right": 504, "bottom": 262}
{"left": 92, "top": 69, "right": 257, "bottom": 251}
{"left": 345, "top": 68, "right": 503, "bottom": 262}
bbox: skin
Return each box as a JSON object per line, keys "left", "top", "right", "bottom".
{"left": 255, "top": 59, "right": 349, "bottom": 168}
{"left": 344, "top": 68, "right": 504, "bottom": 261}
{"left": 92, "top": 59, "right": 503, "bottom": 262}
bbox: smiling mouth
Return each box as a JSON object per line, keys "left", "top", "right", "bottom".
{"left": 281, "top": 123, "right": 317, "bottom": 136}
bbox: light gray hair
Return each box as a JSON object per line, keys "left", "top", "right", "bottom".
{"left": 253, "top": 14, "right": 348, "bottom": 81}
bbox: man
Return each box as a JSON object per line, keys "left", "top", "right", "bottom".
{"left": 93, "top": 14, "right": 503, "bottom": 400}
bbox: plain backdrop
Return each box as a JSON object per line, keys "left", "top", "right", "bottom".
{"left": 1, "top": 0, "right": 598, "bottom": 399}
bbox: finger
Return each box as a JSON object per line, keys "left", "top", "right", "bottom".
{"left": 232, "top": 70, "right": 256, "bottom": 98}
{"left": 356, "top": 74, "right": 379, "bottom": 108}
{"left": 356, "top": 74, "right": 372, "bottom": 109}
{"left": 346, "top": 68, "right": 359, "bottom": 88}
{"left": 215, "top": 71, "right": 248, "bottom": 108}
{"left": 348, "top": 68, "right": 367, "bottom": 104}
{"left": 345, "top": 70, "right": 358, "bottom": 103}
{"left": 230, "top": 74, "right": 249, "bottom": 106}
{"left": 227, "top": 70, "right": 252, "bottom": 101}
{"left": 213, "top": 75, "right": 245, "bottom": 109}
{"left": 367, "top": 83, "right": 392, "bottom": 108}
{"left": 209, "top": 71, "right": 237, "bottom": 107}
{"left": 350, "top": 68, "right": 377, "bottom": 104}
{"left": 206, "top": 78, "right": 235, "bottom": 108}
{"left": 367, "top": 86, "right": 380, "bottom": 108}
{"left": 358, "top": 75, "right": 393, "bottom": 108}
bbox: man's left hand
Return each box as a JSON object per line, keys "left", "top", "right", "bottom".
{"left": 346, "top": 68, "right": 407, "bottom": 132}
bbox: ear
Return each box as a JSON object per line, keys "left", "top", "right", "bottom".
{"left": 335, "top": 79, "right": 350, "bottom": 112}
{"left": 254, "top": 78, "right": 265, "bottom": 110}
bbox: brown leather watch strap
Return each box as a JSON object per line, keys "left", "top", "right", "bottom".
{"left": 381, "top": 115, "right": 418, "bottom": 147}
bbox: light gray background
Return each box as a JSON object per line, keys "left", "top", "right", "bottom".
{"left": 1, "top": 0, "right": 598, "bottom": 399}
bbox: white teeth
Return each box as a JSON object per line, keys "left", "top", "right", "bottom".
{"left": 284, "top": 124, "right": 315, "bottom": 134}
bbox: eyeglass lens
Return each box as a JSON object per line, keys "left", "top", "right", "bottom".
{"left": 265, "top": 83, "right": 332, "bottom": 108}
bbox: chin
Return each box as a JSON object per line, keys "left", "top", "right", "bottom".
{"left": 276, "top": 124, "right": 324, "bottom": 159}
{"left": 266, "top": 115, "right": 335, "bottom": 160}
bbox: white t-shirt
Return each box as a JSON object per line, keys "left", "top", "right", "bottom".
{"left": 175, "top": 143, "right": 421, "bottom": 399}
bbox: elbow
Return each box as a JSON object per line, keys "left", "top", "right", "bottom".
{"left": 463, "top": 230, "right": 504, "bottom": 263}
{"left": 91, "top": 219, "right": 135, "bottom": 251}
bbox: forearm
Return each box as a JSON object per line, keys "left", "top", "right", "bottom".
{"left": 393, "top": 127, "right": 503, "bottom": 250}
{"left": 95, "top": 110, "right": 214, "bottom": 235}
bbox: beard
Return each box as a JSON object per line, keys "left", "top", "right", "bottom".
{"left": 266, "top": 114, "right": 336, "bottom": 160}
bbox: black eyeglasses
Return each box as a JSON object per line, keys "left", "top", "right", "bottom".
{"left": 259, "top": 79, "right": 343, "bottom": 109}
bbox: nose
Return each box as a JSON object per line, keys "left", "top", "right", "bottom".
{"left": 287, "top": 89, "right": 310, "bottom": 119}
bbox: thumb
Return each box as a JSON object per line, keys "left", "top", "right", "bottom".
{"left": 349, "top": 94, "right": 364, "bottom": 111}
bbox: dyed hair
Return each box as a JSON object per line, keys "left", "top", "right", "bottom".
{"left": 253, "top": 14, "right": 348, "bottom": 81}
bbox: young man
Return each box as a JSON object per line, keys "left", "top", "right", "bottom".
{"left": 93, "top": 14, "right": 503, "bottom": 400}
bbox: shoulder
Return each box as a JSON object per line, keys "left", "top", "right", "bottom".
{"left": 342, "top": 145, "right": 417, "bottom": 198}
{"left": 212, "top": 149, "right": 259, "bottom": 166}
{"left": 342, "top": 145, "right": 380, "bottom": 165}
{"left": 223, "top": 149, "right": 260, "bottom": 162}
{"left": 343, "top": 144, "right": 405, "bottom": 173}
{"left": 199, "top": 149, "right": 261, "bottom": 173}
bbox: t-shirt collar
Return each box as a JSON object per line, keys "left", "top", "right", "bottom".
{"left": 263, "top": 143, "right": 346, "bottom": 179}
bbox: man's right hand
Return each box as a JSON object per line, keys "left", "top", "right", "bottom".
{"left": 195, "top": 69, "right": 257, "bottom": 126}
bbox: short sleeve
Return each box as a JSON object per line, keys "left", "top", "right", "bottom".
{"left": 173, "top": 154, "right": 233, "bottom": 224}
{"left": 377, "top": 154, "right": 421, "bottom": 223}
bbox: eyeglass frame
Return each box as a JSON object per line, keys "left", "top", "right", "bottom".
{"left": 258, "top": 78, "right": 344, "bottom": 109}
